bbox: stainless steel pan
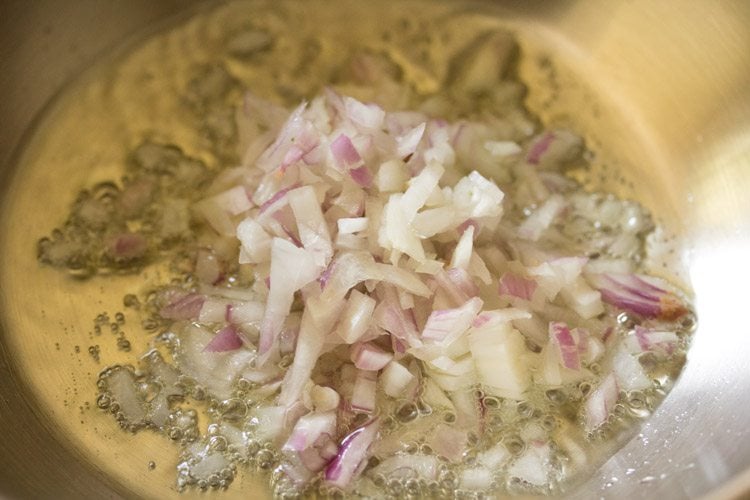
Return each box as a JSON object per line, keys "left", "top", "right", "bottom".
{"left": 1, "top": 1, "right": 748, "bottom": 498}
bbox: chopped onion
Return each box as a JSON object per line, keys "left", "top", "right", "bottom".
{"left": 449, "top": 225, "right": 474, "bottom": 270}
{"left": 309, "top": 385, "right": 340, "bottom": 412}
{"left": 584, "top": 373, "right": 618, "bottom": 431}
{"left": 203, "top": 325, "right": 244, "bottom": 352}
{"left": 526, "top": 132, "right": 556, "bottom": 165}
{"left": 259, "top": 238, "right": 322, "bottom": 357}
{"left": 106, "top": 232, "right": 148, "bottom": 261}
{"left": 396, "top": 122, "right": 426, "bottom": 158}
{"left": 549, "top": 322, "right": 580, "bottom": 371}
{"left": 469, "top": 320, "right": 529, "bottom": 400}
{"left": 588, "top": 272, "right": 688, "bottom": 320}
{"left": 160, "top": 292, "right": 205, "bottom": 321}
{"left": 371, "top": 454, "right": 439, "bottom": 481}
{"left": 375, "top": 159, "right": 408, "bottom": 193}
{"left": 344, "top": 96, "right": 385, "bottom": 130}
{"left": 237, "top": 218, "right": 272, "bottom": 264}
{"left": 120, "top": 87, "right": 694, "bottom": 496}
{"left": 529, "top": 257, "right": 587, "bottom": 300}
{"left": 336, "top": 289, "right": 377, "bottom": 344}
{"left": 560, "top": 277, "right": 604, "bottom": 320}
{"left": 517, "top": 194, "right": 566, "bottom": 241}
{"left": 351, "top": 370, "right": 378, "bottom": 412}
{"left": 508, "top": 441, "right": 551, "bottom": 486}
{"left": 427, "top": 423, "right": 467, "bottom": 462}
{"left": 227, "top": 301, "right": 264, "bottom": 324}
{"left": 421, "top": 297, "right": 483, "bottom": 343}
{"left": 284, "top": 411, "right": 337, "bottom": 452}
{"left": 498, "top": 272, "right": 537, "bottom": 301}
{"left": 631, "top": 325, "right": 678, "bottom": 356}
{"left": 452, "top": 171, "right": 504, "bottom": 219}
{"left": 380, "top": 360, "right": 414, "bottom": 397}
{"left": 460, "top": 466, "right": 494, "bottom": 490}
{"left": 331, "top": 133, "right": 363, "bottom": 169}
{"left": 198, "top": 296, "right": 230, "bottom": 323}
{"left": 400, "top": 162, "right": 444, "bottom": 220}
{"left": 351, "top": 343, "right": 393, "bottom": 371}
{"left": 250, "top": 406, "right": 288, "bottom": 443}
{"left": 349, "top": 166, "right": 374, "bottom": 188}
{"left": 325, "top": 419, "right": 379, "bottom": 488}
{"left": 288, "top": 186, "right": 333, "bottom": 267}
{"left": 337, "top": 217, "right": 369, "bottom": 234}
{"left": 477, "top": 443, "right": 510, "bottom": 470}
{"left": 612, "top": 347, "right": 651, "bottom": 391}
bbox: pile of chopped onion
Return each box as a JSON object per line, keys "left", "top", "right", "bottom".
{"left": 140, "top": 89, "right": 692, "bottom": 492}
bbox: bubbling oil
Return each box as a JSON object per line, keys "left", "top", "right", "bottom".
{"left": 12, "top": 0, "right": 697, "bottom": 498}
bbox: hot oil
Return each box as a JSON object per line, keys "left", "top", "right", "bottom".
{"left": 0, "top": 1, "right": 694, "bottom": 498}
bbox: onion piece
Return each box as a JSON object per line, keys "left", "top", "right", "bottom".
{"left": 449, "top": 225, "right": 474, "bottom": 270}
{"left": 257, "top": 183, "right": 299, "bottom": 215}
{"left": 237, "top": 217, "right": 273, "bottom": 264}
{"left": 325, "top": 419, "right": 379, "bottom": 488}
{"left": 412, "top": 205, "right": 459, "bottom": 238}
{"left": 421, "top": 297, "right": 483, "bottom": 343}
{"left": 378, "top": 194, "right": 425, "bottom": 261}
{"left": 401, "top": 162, "right": 445, "bottom": 220}
{"left": 612, "top": 347, "right": 651, "bottom": 391}
{"left": 528, "top": 257, "right": 587, "bottom": 300}
{"left": 584, "top": 373, "right": 619, "bottom": 431}
{"left": 631, "top": 325, "right": 678, "bottom": 356}
{"left": 517, "top": 193, "right": 566, "bottom": 241}
{"left": 259, "top": 239, "right": 322, "bottom": 357}
{"left": 227, "top": 301, "right": 264, "bottom": 324}
{"left": 371, "top": 454, "right": 439, "bottom": 481}
{"left": 469, "top": 320, "right": 530, "bottom": 400}
{"left": 336, "top": 290, "right": 377, "bottom": 344}
{"left": 331, "top": 133, "right": 363, "bottom": 169}
{"left": 460, "top": 467, "right": 494, "bottom": 491}
{"left": 351, "top": 343, "right": 393, "bottom": 371}
{"left": 507, "top": 440, "right": 552, "bottom": 486}
{"left": 427, "top": 424, "right": 467, "bottom": 463}
{"left": 380, "top": 360, "right": 414, "bottom": 397}
{"left": 160, "top": 292, "right": 205, "bottom": 321}
{"left": 549, "top": 322, "right": 580, "bottom": 371}
{"left": 106, "top": 232, "right": 148, "bottom": 261}
{"left": 498, "top": 272, "right": 537, "bottom": 301}
{"left": 478, "top": 443, "right": 510, "bottom": 470}
{"left": 288, "top": 185, "right": 333, "bottom": 267}
{"left": 279, "top": 298, "right": 340, "bottom": 407}
{"left": 344, "top": 96, "right": 386, "bottom": 130}
{"left": 250, "top": 406, "right": 288, "bottom": 443}
{"left": 560, "top": 277, "right": 604, "bottom": 320}
{"left": 351, "top": 370, "right": 378, "bottom": 412}
{"left": 396, "top": 122, "right": 426, "bottom": 159}
{"left": 452, "top": 171, "right": 504, "bottom": 219}
{"left": 337, "top": 217, "right": 369, "bottom": 235}
{"left": 203, "top": 325, "right": 244, "bottom": 353}
{"left": 309, "top": 385, "right": 340, "bottom": 413}
{"left": 350, "top": 166, "right": 374, "bottom": 188}
{"left": 376, "top": 263, "right": 431, "bottom": 297}
{"left": 297, "top": 433, "right": 338, "bottom": 473}
{"left": 526, "top": 132, "right": 556, "bottom": 165}
{"left": 587, "top": 272, "right": 688, "bottom": 320}
{"left": 283, "top": 411, "right": 337, "bottom": 452}
{"left": 256, "top": 101, "right": 308, "bottom": 173}
{"left": 526, "top": 129, "right": 582, "bottom": 168}
{"left": 376, "top": 159, "right": 408, "bottom": 193}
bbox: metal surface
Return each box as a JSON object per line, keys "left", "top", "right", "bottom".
{"left": 0, "top": 1, "right": 749, "bottom": 499}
